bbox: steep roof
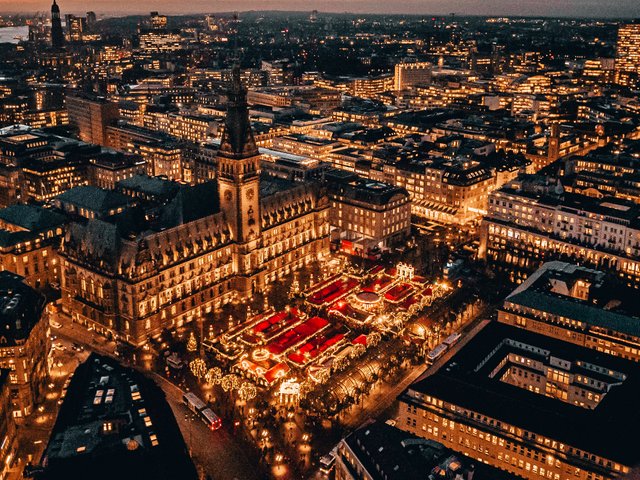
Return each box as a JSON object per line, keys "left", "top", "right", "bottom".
{"left": 0, "top": 204, "right": 66, "bottom": 233}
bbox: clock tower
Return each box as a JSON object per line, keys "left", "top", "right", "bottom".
{"left": 217, "top": 66, "right": 262, "bottom": 291}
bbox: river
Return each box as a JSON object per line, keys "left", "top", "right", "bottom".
{"left": 0, "top": 26, "right": 29, "bottom": 44}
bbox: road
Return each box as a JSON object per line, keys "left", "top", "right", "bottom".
{"left": 151, "top": 373, "right": 262, "bottom": 480}
{"left": 51, "top": 313, "right": 262, "bottom": 480}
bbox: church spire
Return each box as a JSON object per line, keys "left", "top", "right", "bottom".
{"left": 50, "top": 0, "right": 64, "bottom": 48}
{"left": 218, "top": 65, "right": 258, "bottom": 159}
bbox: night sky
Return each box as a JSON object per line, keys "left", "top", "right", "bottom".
{"left": 0, "top": 0, "right": 639, "bottom": 17}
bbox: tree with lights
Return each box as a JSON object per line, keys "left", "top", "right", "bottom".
{"left": 187, "top": 331, "right": 197, "bottom": 352}
{"left": 189, "top": 358, "right": 207, "bottom": 379}
{"left": 205, "top": 367, "right": 223, "bottom": 385}
{"left": 368, "top": 331, "right": 382, "bottom": 348}
{"left": 238, "top": 381, "right": 257, "bottom": 401}
{"left": 288, "top": 275, "right": 300, "bottom": 299}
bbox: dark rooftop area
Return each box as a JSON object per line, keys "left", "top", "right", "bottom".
{"left": 39, "top": 353, "right": 197, "bottom": 480}
{"left": 343, "top": 420, "right": 517, "bottom": 480}
{"left": 0, "top": 271, "right": 45, "bottom": 346}
{"left": 403, "top": 322, "right": 640, "bottom": 466}
{"left": 0, "top": 204, "right": 66, "bottom": 233}
{"left": 504, "top": 261, "right": 640, "bottom": 334}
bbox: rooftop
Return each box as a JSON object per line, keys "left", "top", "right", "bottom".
{"left": 504, "top": 261, "right": 640, "bottom": 336}
{"left": 0, "top": 271, "right": 45, "bottom": 346}
{"left": 342, "top": 421, "right": 516, "bottom": 480}
{"left": 0, "top": 204, "right": 66, "bottom": 233}
{"left": 55, "top": 186, "right": 130, "bottom": 216}
{"left": 39, "top": 353, "right": 197, "bottom": 480}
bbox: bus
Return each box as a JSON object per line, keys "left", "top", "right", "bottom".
{"left": 426, "top": 343, "right": 448, "bottom": 364}
{"left": 443, "top": 333, "right": 462, "bottom": 348}
{"left": 183, "top": 393, "right": 222, "bottom": 430}
{"left": 199, "top": 407, "right": 222, "bottom": 431}
{"left": 183, "top": 392, "right": 207, "bottom": 413}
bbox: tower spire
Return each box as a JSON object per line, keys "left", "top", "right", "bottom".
{"left": 218, "top": 66, "right": 258, "bottom": 159}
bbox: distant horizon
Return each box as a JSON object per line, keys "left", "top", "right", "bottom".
{"left": 0, "top": 0, "right": 639, "bottom": 19}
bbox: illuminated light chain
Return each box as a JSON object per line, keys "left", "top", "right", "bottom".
{"left": 368, "top": 331, "right": 382, "bottom": 347}
{"left": 350, "top": 343, "right": 366, "bottom": 359}
{"left": 189, "top": 358, "right": 207, "bottom": 379}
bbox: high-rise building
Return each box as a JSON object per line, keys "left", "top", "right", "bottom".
{"left": 616, "top": 22, "right": 640, "bottom": 87}
{"left": 149, "top": 11, "right": 168, "bottom": 30}
{"left": 394, "top": 62, "right": 433, "bottom": 91}
{"left": 66, "top": 93, "right": 120, "bottom": 147}
{"left": 50, "top": 0, "right": 65, "bottom": 48}
{"left": 85, "top": 11, "right": 96, "bottom": 29}
{"left": 65, "top": 14, "right": 85, "bottom": 42}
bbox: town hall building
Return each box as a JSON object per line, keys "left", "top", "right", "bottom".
{"left": 60, "top": 68, "right": 331, "bottom": 345}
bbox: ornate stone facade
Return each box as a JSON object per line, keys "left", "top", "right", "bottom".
{"left": 60, "top": 69, "right": 330, "bottom": 345}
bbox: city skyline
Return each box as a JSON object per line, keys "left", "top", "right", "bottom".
{"left": 0, "top": 0, "right": 639, "bottom": 17}
{"left": 0, "top": 4, "right": 639, "bottom": 480}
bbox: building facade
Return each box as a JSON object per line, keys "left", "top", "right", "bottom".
{"left": 498, "top": 261, "right": 640, "bottom": 362}
{"left": 0, "top": 272, "right": 50, "bottom": 421}
{"left": 326, "top": 170, "right": 411, "bottom": 252}
{"left": 616, "top": 23, "right": 640, "bottom": 87}
{"left": 66, "top": 94, "right": 120, "bottom": 147}
{"left": 394, "top": 62, "right": 433, "bottom": 91}
{"left": 398, "top": 322, "right": 640, "bottom": 480}
{"left": 0, "top": 370, "right": 17, "bottom": 480}
{"left": 479, "top": 176, "right": 640, "bottom": 284}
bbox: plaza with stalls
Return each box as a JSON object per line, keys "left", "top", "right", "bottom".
{"left": 202, "top": 262, "right": 450, "bottom": 393}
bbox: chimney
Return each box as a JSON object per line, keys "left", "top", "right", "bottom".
{"left": 467, "top": 464, "right": 475, "bottom": 480}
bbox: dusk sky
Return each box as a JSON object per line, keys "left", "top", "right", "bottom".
{"left": 0, "top": 0, "right": 639, "bottom": 17}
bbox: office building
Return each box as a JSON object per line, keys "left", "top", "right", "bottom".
{"left": 87, "top": 151, "right": 146, "bottom": 190}
{"left": 398, "top": 322, "right": 640, "bottom": 480}
{"left": 498, "top": 261, "right": 640, "bottom": 362}
{"left": 66, "top": 94, "right": 120, "bottom": 147}
{"left": 0, "top": 204, "right": 66, "bottom": 289}
{"left": 336, "top": 420, "right": 511, "bottom": 480}
{"left": 479, "top": 174, "right": 640, "bottom": 284}
{"left": 325, "top": 170, "right": 411, "bottom": 253}
{"left": 394, "top": 62, "right": 433, "bottom": 91}
{"left": 616, "top": 23, "right": 640, "bottom": 87}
